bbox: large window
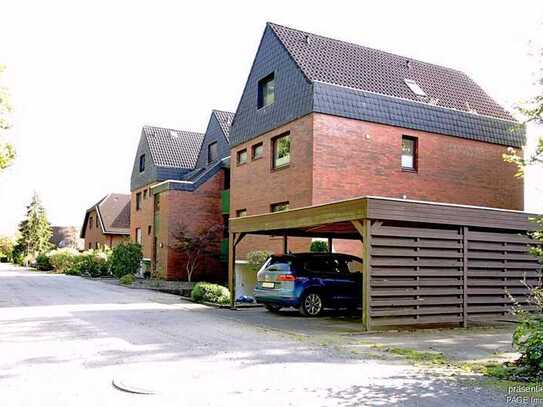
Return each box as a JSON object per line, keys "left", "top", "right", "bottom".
{"left": 208, "top": 142, "right": 218, "bottom": 163}
{"left": 272, "top": 133, "right": 291, "bottom": 169}
{"left": 257, "top": 72, "right": 275, "bottom": 109}
{"left": 139, "top": 154, "right": 145, "bottom": 172}
{"left": 271, "top": 202, "right": 289, "bottom": 213}
{"left": 136, "top": 192, "right": 142, "bottom": 210}
{"left": 135, "top": 228, "right": 142, "bottom": 244}
{"left": 237, "top": 149, "right": 248, "bottom": 165}
{"left": 401, "top": 136, "right": 417, "bottom": 171}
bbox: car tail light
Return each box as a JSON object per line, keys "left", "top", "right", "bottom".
{"left": 277, "top": 274, "right": 295, "bottom": 281}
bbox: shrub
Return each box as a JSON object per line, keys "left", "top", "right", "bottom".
{"left": 47, "top": 248, "right": 80, "bottom": 273}
{"left": 110, "top": 242, "right": 143, "bottom": 278}
{"left": 35, "top": 253, "right": 53, "bottom": 271}
{"left": 64, "top": 266, "right": 81, "bottom": 276}
{"left": 310, "top": 240, "right": 329, "bottom": 253}
{"left": 191, "top": 282, "right": 230, "bottom": 305}
{"left": 511, "top": 315, "right": 543, "bottom": 380}
{"left": 73, "top": 249, "right": 111, "bottom": 277}
{"left": 119, "top": 274, "right": 135, "bottom": 285}
{"left": 247, "top": 250, "right": 272, "bottom": 272}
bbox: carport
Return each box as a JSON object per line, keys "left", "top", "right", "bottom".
{"left": 228, "top": 196, "right": 541, "bottom": 331}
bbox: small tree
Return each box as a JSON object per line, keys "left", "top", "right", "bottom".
{"left": 171, "top": 224, "right": 223, "bottom": 282}
{"left": 246, "top": 250, "right": 272, "bottom": 272}
{"left": 310, "top": 240, "right": 329, "bottom": 253}
{"left": 0, "top": 64, "right": 16, "bottom": 173}
{"left": 61, "top": 227, "right": 81, "bottom": 249}
{"left": 14, "top": 193, "right": 52, "bottom": 264}
{"left": 0, "top": 235, "right": 15, "bottom": 262}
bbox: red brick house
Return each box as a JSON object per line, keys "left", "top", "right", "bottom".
{"left": 130, "top": 110, "right": 233, "bottom": 281}
{"left": 228, "top": 23, "right": 525, "bottom": 260}
{"left": 81, "top": 194, "right": 130, "bottom": 250}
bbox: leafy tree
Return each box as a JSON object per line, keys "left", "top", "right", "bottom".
{"left": 14, "top": 193, "right": 53, "bottom": 264}
{"left": 310, "top": 240, "right": 329, "bottom": 253}
{"left": 0, "top": 64, "right": 15, "bottom": 172}
{"left": 171, "top": 224, "right": 223, "bottom": 282}
{"left": 247, "top": 250, "right": 272, "bottom": 272}
{"left": 0, "top": 235, "right": 15, "bottom": 261}
{"left": 60, "top": 226, "right": 81, "bottom": 249}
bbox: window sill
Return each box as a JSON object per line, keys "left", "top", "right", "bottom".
{"left": 271, "top": 164, "right": 290, "bottom": 173}
{"left": 401, "top": 167, "right": 418, "bottom": 173}
{"left": 252, "top": 156, "right": 263, "bottom": 161}
{"left": 236, "top": 162, "right": 247, "bottom": 167}
{"left": 257, "top": 102, "right": 274, "bottom": 111}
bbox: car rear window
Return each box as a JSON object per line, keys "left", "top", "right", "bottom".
{"left": 266, "top": 258, "right": 294, "bottom": 272}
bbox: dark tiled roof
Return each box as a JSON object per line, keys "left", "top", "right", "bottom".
{"left": 82, "top": 193, "right": 130, "bottom": 236}
{"left": 269, "top": 23, "right": 514, "bottom": 121}
{"left": 143, "top": 126, "right": 204, "bottom": 168}
{"left": 99, "top": 193, "right": 131, "bottom": 234}
{"left": 213, "top": 110, "right": 235, "bottom": 141}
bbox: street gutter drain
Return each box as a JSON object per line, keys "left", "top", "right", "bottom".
{"left": 112, "top": 378, "right": 158, "bottom": 395}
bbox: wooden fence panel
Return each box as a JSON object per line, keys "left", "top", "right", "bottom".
{"left": 368, "top": 223, "right": 541, "bottom": 329}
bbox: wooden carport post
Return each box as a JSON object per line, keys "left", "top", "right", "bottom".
{"left": 352, "top": 219, "right": 371, "bottom": 331}
{"left": 462, "top": 226, "right": 469, "bottom": 328}
{"left": 228, "top": 231, "right": 246, "bottom": 309}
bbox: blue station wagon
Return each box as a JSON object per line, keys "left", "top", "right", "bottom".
{"left": 254, "top": 253, "right": 364, "bottom": 317}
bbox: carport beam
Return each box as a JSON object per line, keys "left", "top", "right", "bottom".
{"left": 283, "top": 233, "right": 288, "bottom": 254}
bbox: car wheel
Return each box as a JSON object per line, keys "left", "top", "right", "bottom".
{"left": 265, "top": 304, "right": 281, "bottom": 313}
{"left": 300, "top": 292, "right": 323, "bottom": 317}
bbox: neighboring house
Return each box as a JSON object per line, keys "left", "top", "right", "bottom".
{"left": 228, "top": 22, "right": 525, "bottom": 260}
{"left": 130, "top": 110, "right": 234, "bottom": 281}
{"left": 81, "top": 194, "right": 130, "bottom": 250}
{"left": 50, "top": 226, "right": 84, "bottom": 250}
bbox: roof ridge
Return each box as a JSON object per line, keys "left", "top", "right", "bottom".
{"left": 212, "top": 109, "right": 235, "bottom": 115}
{"left": 267, "top": 22, "right": 464, "bottom": 75}
{"left": 143, "top": 125, "right": 204, "bottom": 136}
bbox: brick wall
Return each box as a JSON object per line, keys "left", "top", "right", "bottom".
{"left": 229, "top": 112, "right": 523, "bottom": 259}
{"left": 312, "top": 113, "right": 523, "bottom": 210}
{"left": 230, "top": 114, "right": 314, "bottom": 258}
{"left": 158, "top": 171, "right": 227, "bottom": 281}
{"left": 130, "top": 185, "right": 155, "bottom": 259}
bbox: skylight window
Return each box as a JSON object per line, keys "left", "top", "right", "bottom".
{"left": 404, "top": 79, "right": 426, "bottom": 97}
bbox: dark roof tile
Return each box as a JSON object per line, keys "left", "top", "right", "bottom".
{"left": 212, "top": 110, "right": 235, "bottom": 141}
{"left": 84, "top": 193, "right": 130, "bottom": 236}
{"left": 269, "top": 23, "right": 514, "bottom": 121}
{"left": 143, "top": 126, "right": 204, "bottom": 169}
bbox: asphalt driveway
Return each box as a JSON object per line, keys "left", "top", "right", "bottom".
{"left": 0, "top": 263, "right": 513, "bottom": 406}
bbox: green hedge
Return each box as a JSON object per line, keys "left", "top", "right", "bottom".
{"left": 191, "top": 282, "right": 230, "bottom": 305}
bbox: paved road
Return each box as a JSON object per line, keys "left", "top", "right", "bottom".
{"left": 0, "top": 264, "right": 510, "bottom": 406}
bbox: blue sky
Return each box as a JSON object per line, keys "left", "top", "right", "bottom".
{"left": 0, "top": 0, "right": 542, "bottom": 235}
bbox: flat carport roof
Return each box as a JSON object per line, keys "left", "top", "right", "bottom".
{"left": 228, "top": 196, "right": 539, "bottom": 331}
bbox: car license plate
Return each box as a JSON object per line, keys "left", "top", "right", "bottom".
{"left": 262, "top": 282, "right": 275, "bottom": 288}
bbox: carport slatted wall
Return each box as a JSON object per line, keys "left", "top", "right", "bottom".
{"left": 229, "top": 196, "right": 541, "bottom": 330}
{"left": 368, "top": 223, "right": 541, "bottom": 328}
